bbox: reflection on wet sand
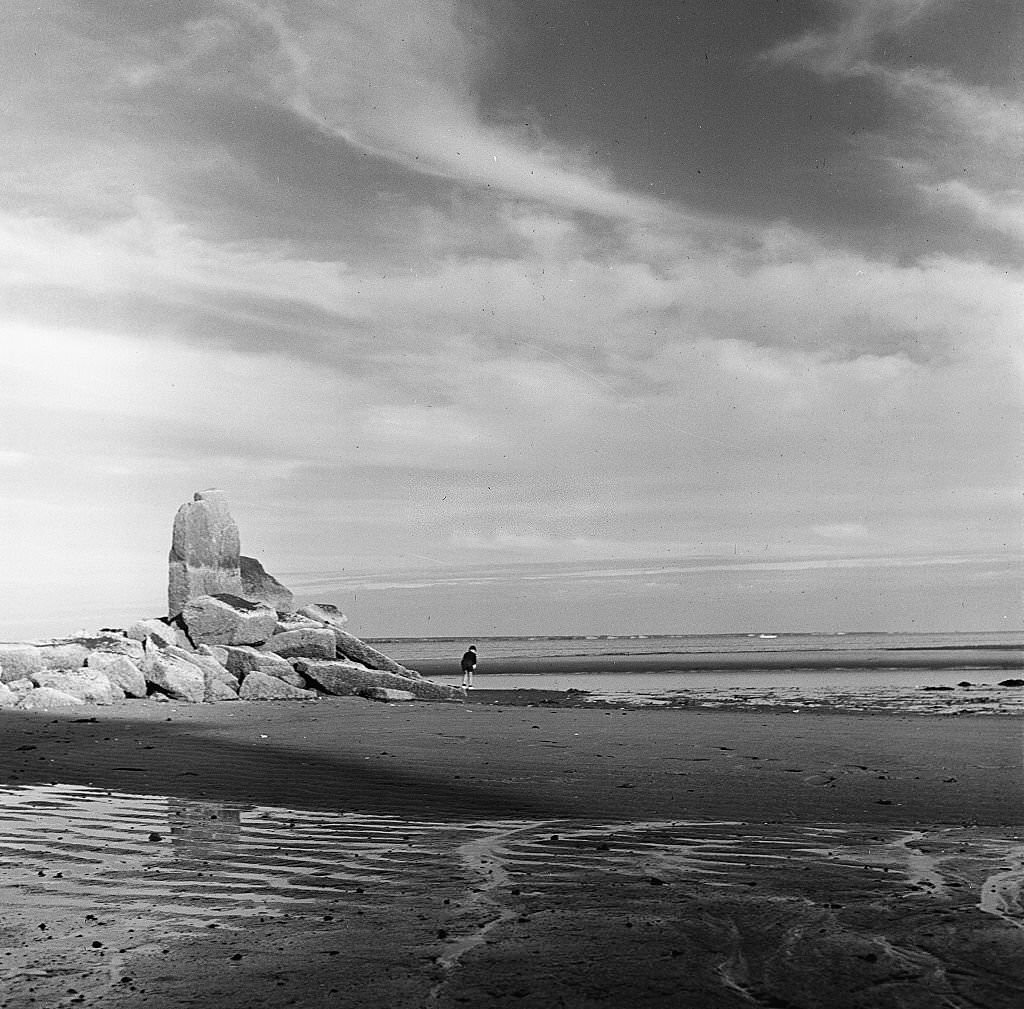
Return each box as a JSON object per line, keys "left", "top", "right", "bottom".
{"left": 0, "top": 784, "right": 1022, "bottom": 1007}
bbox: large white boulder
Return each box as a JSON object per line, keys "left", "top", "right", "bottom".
{"left": 261, "top": 628, "right": 336, "bottom": 660}
{"left": 143, "top": 649, "right": 206, "bottom": 703}
{"left": 18, "top": 687, "right": 85, "bottom": 710}
{"left": 162, "top": 645, "right": 238, "bottom": 700}
{"left": 0, "top": 644, "right": 43, "bottom": 682}
{"left": 238, "top": 671, "right": 317, "bottom": 701}
{"left": 295, "top": 660, "right": 463, "bottom": 702}
{"left": 180, "top": 594, "right": 278, "bottom": 646}
{"left": 168, "top": 489, "right": 243, "bottom": 617}
{"left": 86, "top": 652, "right": 147, "bottom": 698}
{"left": 31, "top": 669, "right": 123, "bottom": 704}
{"left": 128, "top": 618, "right": 174, "bottom": 645}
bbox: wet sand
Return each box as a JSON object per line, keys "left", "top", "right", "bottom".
{"left": 411, "top": 644, "right": 1024, "bottom": 677}
{"left": 1, "top": 699, "right": 1023, "bottom": 1007}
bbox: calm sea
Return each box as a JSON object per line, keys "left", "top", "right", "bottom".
{"left": 368, "top": 630, "right": 1024, "bottom": 693}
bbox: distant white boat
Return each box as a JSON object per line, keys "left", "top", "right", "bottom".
{"left": 758, "top": 634, "right": 778, "bottom": 639}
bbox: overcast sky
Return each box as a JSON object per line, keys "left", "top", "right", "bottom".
{"left": 2, "top": 1, "right": 1021, "bottom": 640}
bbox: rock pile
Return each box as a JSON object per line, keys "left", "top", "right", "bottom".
{"left": 0, "top": 603, "right": 461, "bottom": 708}
{"left": 0, "top": 489, "right": 462, "bottom": 709}
{"left": 168, "top": 488, "right": 296, "bottom": 617}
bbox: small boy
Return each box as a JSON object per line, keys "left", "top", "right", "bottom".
{"left": 460, "top": 645, "right": 477, "bottom": 689}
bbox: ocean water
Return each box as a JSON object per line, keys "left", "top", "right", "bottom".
{"left": 369, "top": 630, "right": 1024, "bottom": 693}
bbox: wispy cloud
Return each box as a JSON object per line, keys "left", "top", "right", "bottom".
{"left": 136, "top": 0, "right": 673, "bottom": 225}
{"left": 764, "top": 0, "right": 1024, "bottom": 246}
{"left": 765, "top": 0, "right": 938, "bottom": 76}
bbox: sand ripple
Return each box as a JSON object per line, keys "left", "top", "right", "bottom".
{"left": 2, "top": 784, "right": 1023, "bottom": 1007}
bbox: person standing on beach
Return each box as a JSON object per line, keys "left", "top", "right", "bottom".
{"left": 460, "top": 645, "right": 477, "bottom": 689}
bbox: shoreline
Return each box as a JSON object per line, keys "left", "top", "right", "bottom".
{"left": 408, "top": 646, "right": 1024, "bottom": 677}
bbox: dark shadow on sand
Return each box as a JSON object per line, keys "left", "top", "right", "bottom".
{"left": 0, "top": 705, "right": 554, "bottom": 819}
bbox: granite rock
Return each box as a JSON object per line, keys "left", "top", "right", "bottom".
{"left": 31, "top": 669, "right": 123, "bottom": 704}
{"left": 206, "top": 678, "right": 241, "bottom": 702}
{"left": 261, "top": 628, "right": 336, "bottom": 661}
{"left": 66, "top": 634, "right": 145, "bottom": 661}
{"left": 297, "top": 603, "right": 348, "bottom": 626}
{"left": 35, "top": 642, "right": 91, "bottom": 671}
{"left": 180, "top": 594, "right": 278, "bottom": 646}
{"left": 359, "top": 687, "right": 417, "bottom": 703}
{"left": 198, "top": 643, "right": 230, "bottom": 667}
{"left": 168, "top": 489, "right": 243, "bottom": 617}
{"left": 240, "top": 555, "right": 294, "bottom": 613}
{"left": 296, "top": 606, "right": 419, "bottom": 677}
{"left": 86, "top": 652, "right": 147, "bottom": 698}
{"left": 18, "top": 686, "right": 85, "bottom": 710}
{"left": 143, "top": 649, "right": 206, "bottom": 703}
{"left": 238, "top": 670, "right": 317, "bottom": 701}
{"left": 163, "top": 645, "right": 238, "bottom": 698}
{"left": 220, "top": 644, "right": 296, "bottom": 681}
{"left": 0, "top": 644, "right": 43, "bottom": 682}
{"left": 127, "top": 619, "right": 182, "bottom": 649}
{"left": 295, "top": 659, "right": 463, "bottom": 701}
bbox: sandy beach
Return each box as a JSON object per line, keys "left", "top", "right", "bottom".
{"left": 1, "top": 697, "right": 1023, "bottom": 1008}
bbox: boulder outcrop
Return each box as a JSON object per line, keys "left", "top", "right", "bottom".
{"left": 2, "top": 490, "right": 458, "bottom": 708}
{"left": 0, "top": 621, "right": 457, "bottom": 708}
{"left": 167, "top": 490, "right": 295, "bottom": 619}
{"left": 168, "top": 489, "right": 243, "bottom": 617}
